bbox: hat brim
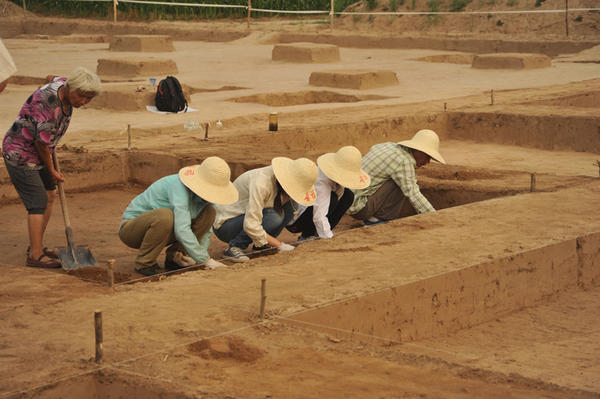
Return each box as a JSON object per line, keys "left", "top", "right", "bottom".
{"left": 398, "top": 141, "right": 446, "bottom": 164}
{"left": 271, "top": 157, "right": 317, "bottom": 206}
{"left": 179, "top": 166, "right": 239, "bottom": 205}
{"left": 317, "top": 153, "right": 370, "bottom": 189}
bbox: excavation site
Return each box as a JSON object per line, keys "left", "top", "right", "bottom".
{"left": 0, "top": 1, "right": 599, "bottom": 397}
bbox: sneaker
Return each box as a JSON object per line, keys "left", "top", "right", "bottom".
{"left": 224, "top": 246, "right": 249, "bottom": 263}
{"left": 363, "top": 217, "right": 387, "bottom": 226}
{"left": 136, "top": 264, "right": 162, "bottom": 276}
{"left": 297, "top": 235, "right": 317, "bottom": 243}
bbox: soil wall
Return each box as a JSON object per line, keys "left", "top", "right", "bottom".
{"left": 288, "top": 231, "right": 600, "bottom": 342}
{"left": 447, "top": 110, "right": 600, "bottom": 152}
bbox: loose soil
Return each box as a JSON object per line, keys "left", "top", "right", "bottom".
{"left": 0, "top": 11, "right": 599, "bottom": 399}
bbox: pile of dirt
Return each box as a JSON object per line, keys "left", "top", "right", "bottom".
{"left": 68, "top": 266, "right": 132, "bottom": 284}
{"left": 0, "top": 0, "right": 34, "bottom": 17}
{"left": 187, "top": 336, "right": 264, "bottom": 362}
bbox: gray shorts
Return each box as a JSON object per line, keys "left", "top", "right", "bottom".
{"left": 4, "top": 158, "right": 56, "bottom": 214}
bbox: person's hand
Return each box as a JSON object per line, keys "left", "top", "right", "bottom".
{"left": 173, "top": 252, "right": 196, "bottom": 267}
{"left": 277, "top": 242, "right": 294, "bottom": 252}
{"left": 203, "top": 258, "right": 226, "bottom": 269}
{"left": 51, "top": 170, "right": 65, "bottom": 183}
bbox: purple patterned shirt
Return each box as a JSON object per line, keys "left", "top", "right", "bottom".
{"left": 2, "top": 77, "right": 72, "bottom": 170}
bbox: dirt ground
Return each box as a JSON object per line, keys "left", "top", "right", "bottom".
{"left": 0, "top": 11, "right": 599, "bottom": 399}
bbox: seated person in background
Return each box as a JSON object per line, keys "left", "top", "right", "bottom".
{"left": 213, "top": 157, "right": 318, "bottom": 263}
{"left": 287, "top": 146, "right": 370, "bottom": 240}
{"left": 118, "top": 157, "right": 238, "bottom": 276}
{"left": 347, "top": 129, "right": 446, "bottom": 225}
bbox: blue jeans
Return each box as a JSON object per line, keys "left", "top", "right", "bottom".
{"left": 214, "top": 202, "right": 294, "bottom": 249}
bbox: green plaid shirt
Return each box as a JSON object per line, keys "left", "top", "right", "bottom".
{"left": 348, "top": 142, "right": 435, "bottom": 215}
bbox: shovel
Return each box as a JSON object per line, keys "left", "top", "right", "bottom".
{"left": 52, "top": 152, "right": 97, "bottom": 270}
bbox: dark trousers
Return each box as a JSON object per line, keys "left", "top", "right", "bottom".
{"left": 287, "top": 189, "right": 354, "bottom": 238}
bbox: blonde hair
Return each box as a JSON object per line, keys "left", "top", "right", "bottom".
{"left": 66, "top": 67, "right": 102, "bottom": 95}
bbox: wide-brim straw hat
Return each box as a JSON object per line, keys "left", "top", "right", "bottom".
{"left": 179, "top": 156, "right": 238, "bottom": 205}
{"left": 272, "top": 157, "right": 318, "bottom": 206}
{"left": 317, "top": 146, "right": 370, "bottom": 189}
{"left": 398, "top": 129, "right": 446, "bottom": 164}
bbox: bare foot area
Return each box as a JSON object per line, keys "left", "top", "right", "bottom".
{"left": 0, "top": 8, "right": 599, "bottom": 399}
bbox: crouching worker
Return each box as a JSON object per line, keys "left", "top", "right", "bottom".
{"left": 287, "top": 146, "right": 370, "bottom": 240}
{"left": 118, "top": 157, "right": 238, "bottom": 276}
{"left": 347, "top": 129, "right": 446, "bottom": 225}
{"left": 213, "top": 157, "right": 318, "bottom": 263}
{"left": 2, "top": 67, "right": 101, "bottom": 268}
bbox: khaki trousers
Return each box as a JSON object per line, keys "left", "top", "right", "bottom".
{"left": 351, "top": 179, "right": 410, "bottom": 221}
{"left": 119, "top": 205, "right": 215, "bottom": 270}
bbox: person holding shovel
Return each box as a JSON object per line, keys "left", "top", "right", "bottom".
{"left": 2, "top": 67, "right": 101, "bottom": 268}
{"left": 119, "top": 157, "right": 238, "bottom": 276}
{"left": 286, "top": 146, "right": 370, "bottom": 240}
{"left": 347, "top": 129, "right": 446, "bottom": 225}
{"left": 213, "top": 157, "right": 318, "bottom": 263}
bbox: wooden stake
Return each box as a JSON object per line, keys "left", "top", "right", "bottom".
{"left": 113, "top": 0, "right": 117, "bottom": 23}
{"left": 127, "top": 124, "right": 131, "bottom": 150}
{"left": 330, "top": 0, "right": 334, "bottom": 30}
{"left": 22, "top": 0, "right": 26, "bottom": 12}
{"left": 530, "top": 173, "right": 536, "bottom": 192}
{"left": 490, "top": 89, "right": 494, "bottom": 105}
{"left": 565, "top": 0, "right": 569, "bottom": 37}
{"left": 247, "top": 0, "right": 251, "bottom": 29}
{"left": 107, "top": 259, "right": 115, "bottom": 288}
{"left": 94, "top": 311, "right": 103, "bottom": 363}
{"left": 594, "top": 160, "right": 600, "bottom": 177}
{"left": 443, "top": 102, "right": 447, "bottom": 112}
{"left": 204, "top": 123, "right": 209, "bottom": 141}
{"left": 259, "top": 279, "right": 266, "bottom": 319}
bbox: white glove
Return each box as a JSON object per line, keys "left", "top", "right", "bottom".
{"left": 202, "top": 258, "right": 226, "bottom": 270}
{"left": 278, "top": 242, "right": 295, "bottom": 252}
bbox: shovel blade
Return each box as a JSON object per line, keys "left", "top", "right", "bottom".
{"left": 57, "top": 246, "right": 97, "bottom": 270}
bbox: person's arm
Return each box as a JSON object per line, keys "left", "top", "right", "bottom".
{"left": 34, "top": 141, "right": 64, "bottom": 183}
{"left": 312, "top": 177, "right": 334, "bottom": 238}
{"left": 390, "top": 159, "right": 434, "bottom": 214}
{"left": 168, "top": 183, "right": 209, "bottom": 264}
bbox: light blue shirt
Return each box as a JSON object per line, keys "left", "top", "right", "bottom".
{"left": 122, "top": 174, "right": 211, "bottom": 263}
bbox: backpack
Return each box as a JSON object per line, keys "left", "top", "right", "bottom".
{"left": 155, "top": 76, "right": 188, "bottom": 113}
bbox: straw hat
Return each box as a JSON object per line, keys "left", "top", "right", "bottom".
{"left": 178, "top": 156, "right": 238, "bottom": 205}
{"left": 398, "top": 129, "right": 446, "bottom": 164}
{"left": 317, "top": 146, "right": 370, "bottom": 189}
{"left": 271, "top": 157, "right": 318, "bottom": 206}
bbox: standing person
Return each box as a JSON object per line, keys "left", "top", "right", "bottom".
{"left": 287, "top": 146, "right": 370, "bottom": 240}
{"left": 2, "top": 67, "right": 101, "bottom": 268}
{"left": 347, "top": 129, "right": 446, "bottom": 225}
{"left": 118, "top": 157, "right": 239, "bottom": 276}
{"left": 0, "top": 38, "right": 17, "bottom": 94}
{"left": 213, "top": 157, "right": 318, "bottom": 263}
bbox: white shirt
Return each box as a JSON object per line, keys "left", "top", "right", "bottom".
{"left": 213, "top": 166, "right": 278, "bottom": 247}
{"left": 290, "top": 168, "right": 344, "bottom": 239}
{"left": 0, "top": 39, "right": 17, "bottom": 83}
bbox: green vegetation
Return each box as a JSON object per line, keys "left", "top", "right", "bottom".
{"left": 8, "top": 0, "right": 358, "bottom": 20}
{"left": 496, "top": 19, "right": 503, "bottom": 26}
{"left": 389, "top": 0, "right": 398, "bottom": 11}
{"left": 449, "top": 0, "right": 472, "bottom": 12}
{"left": 506, "top": 0, "right": 517, "bottom": 6}
{"left": 534, "top": 0, "right": 546, "bottom": 7}
{"left": 368, "top": 14, "right": 375, "bottom": 22}
{"left": 410, "top": 0, "right": 416, "bottom": 10}
{"left": 426, "top": 0, "right": 440, "bottom": 24}
{"left": 574, "top": 15, "right": 583, "bottom": 22}
{"left": 366, "top": 0, "right": 378, "bottom": 10}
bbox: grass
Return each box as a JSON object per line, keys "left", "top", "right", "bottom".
{"left": 449, "top": 0, "right": 472, "bottom": 12}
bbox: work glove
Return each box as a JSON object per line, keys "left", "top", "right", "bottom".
{"left": 278, "top": 242, "right": 295, "bottom": 252}
{"left": 173, "top": 251, "right": 196, "bottom": 267}
{"left": 203, "top": 258, "right": 226, "bottom": 270}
